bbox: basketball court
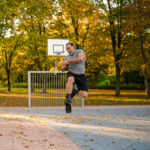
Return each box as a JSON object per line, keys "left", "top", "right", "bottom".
{"left": 0, "top": 106, "right": 150, "bottom": 150}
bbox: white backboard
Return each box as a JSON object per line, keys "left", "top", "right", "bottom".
{"left": 48, "top": 39, "right": 69, "bottom": 56}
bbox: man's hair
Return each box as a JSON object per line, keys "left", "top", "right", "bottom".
{"left": 66, "top": 43, "right": 74, "bottom": 47}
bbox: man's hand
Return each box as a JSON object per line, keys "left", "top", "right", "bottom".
{"left": 62, "top": 60, "right": 69, "bottom": 66}
{"left": 61, "top": 65, "right": 66, "bottom": 71}
{"left": 61, "top": 60, "right": 69, "bottom": 71}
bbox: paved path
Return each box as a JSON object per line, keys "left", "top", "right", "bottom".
{"left": 0, "top": 106, "right": 150, "bottom": 150}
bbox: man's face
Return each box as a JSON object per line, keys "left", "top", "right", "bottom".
{"left": 66, "top": 45, "right": 75, "bottom": 55}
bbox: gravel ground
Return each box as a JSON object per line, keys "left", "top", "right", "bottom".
{"left": 0, "top": 106, "right": 150, "bottom": 150}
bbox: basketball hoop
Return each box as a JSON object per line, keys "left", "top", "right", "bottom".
{"left": 47, "top": 39, "right": 69, "bottom": 71}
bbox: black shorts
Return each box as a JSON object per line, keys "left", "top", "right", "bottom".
{"left": 67, "top": 72, "right": 88, "bottom": 92}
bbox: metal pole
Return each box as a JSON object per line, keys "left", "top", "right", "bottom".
{"left": 28, "top": 71, "right": 31, "bottom": 109}
{"left": 82, "top": 98, "right": 84, "bottom": 108}
{"left": 55, "top": 56, "right": 59, "bottom": 71}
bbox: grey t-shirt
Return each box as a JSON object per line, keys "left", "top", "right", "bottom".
{"left": 64, "top": 49, "right": 85, "bottom": 74}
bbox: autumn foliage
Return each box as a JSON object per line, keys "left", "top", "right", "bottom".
{"left": 0, "top": 0, "right": 149, "bottom": 97}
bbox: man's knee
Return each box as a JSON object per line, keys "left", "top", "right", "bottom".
{"left": 67, "top": 77, "right": 74, "bottom": 84}
{"left": 66, "top": 77, "right": 74, "bottom": 88}
{"left": 79, "top": 91, "right": 88, "bottom": 98}
{"left": 83, "top": 92, "right": 88, "bottom": 98}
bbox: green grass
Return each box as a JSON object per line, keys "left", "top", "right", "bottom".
{"left": 0, "top": 87, "right": 28, "bottom": 94}
{"left": 0, "top": 88, "right": 150, "bottom": 106}
{"left": 85, "top": 89, "right": 150, "bottom": 105}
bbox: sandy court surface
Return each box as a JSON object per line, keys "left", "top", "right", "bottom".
{"left": 0, "top": 105, "right": 150, "bottom": 150}
{"left": 0, "top": 116, "right": 81, "bottom": 150}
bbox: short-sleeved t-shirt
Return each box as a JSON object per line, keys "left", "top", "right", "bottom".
{"left": 64, "top": 49, "right": 85, "bottom": 74}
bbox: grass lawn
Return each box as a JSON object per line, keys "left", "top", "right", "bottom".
{"left": 0, "top": 88, "right": 150, "bottom": 106}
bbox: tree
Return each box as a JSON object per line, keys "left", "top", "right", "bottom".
{"left": 51, "top": 0, "right": 95, "bottom": 49}
{"left": 0, "top": 33, "right": 23, "bottom": 91}
{"left": 124, "top": 0, "right": 150, "bottom": 98}
{"left": 17, "top": 0, "right": 55, "bottom": 71}
{"left": 83, "top": 9, "right": 114, "bottom": 85}
{"left": 104, "top": 0, "right": 127, "bottom": 96}
{"left": 0, "top": 0, "right": 23, "bottom": 91}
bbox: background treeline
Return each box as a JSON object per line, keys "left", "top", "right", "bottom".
{"left": 0, "top": 0, "right": 149, "bottom": 97}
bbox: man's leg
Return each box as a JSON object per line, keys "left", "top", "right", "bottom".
{"left": 66, "top": 77, "right": 74, "bottom": 94}
{"left": 78, "top": 90, "right": 88, "bottom": 98}
{"left": 71, "top": 83, "right": 78, "bottom": 98}
{"left": 65, "top": 77, "right": 74, "bottom": 113}
{"left": 75, "top": 74, "right": 88, "bottom": 99}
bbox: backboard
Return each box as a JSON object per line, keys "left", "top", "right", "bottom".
{"left": 48, "top": 39, "right": 69, "bottom": 56}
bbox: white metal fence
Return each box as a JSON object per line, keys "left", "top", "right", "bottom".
{"left": 28, "top": 71, "right": 84, "bottom": 108}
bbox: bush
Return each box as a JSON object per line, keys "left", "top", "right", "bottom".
{"left": 11, "top": 82, "right": 28, "bottom": 88}
{"left": 96, "top": 82, "right": 144, "bottom": 90}
{"left": 120, "top": 83, "right": 144, "bottom": 90}
{"left": 122, "top": 70, "right": 144, "bottom": 84}
{"left": 11, "top": 81, "right": 66, "bottom": 89}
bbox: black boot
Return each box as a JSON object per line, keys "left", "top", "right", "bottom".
{"left": 65, "top": 94, "right": 72, "bottom": 113}
{"left": 71, "top": 84, "right": 78, "bottom": 98}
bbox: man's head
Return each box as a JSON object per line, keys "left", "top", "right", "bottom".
{"left": 66, "top": 43, "right": 75, "bottom": 56}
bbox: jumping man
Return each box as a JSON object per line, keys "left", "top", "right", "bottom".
{"left": 61, "top": 43, "right": 88, "bottom": 113}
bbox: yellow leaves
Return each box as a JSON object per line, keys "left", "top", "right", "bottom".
{"left": 63, "top": 131, "right": 68, "bottom": 135}
{"left": 62, "top": 116, "right": 73, "bottom": 119}
{"left": 50, "top": 67, "right": 55, "bottom": 71}
{"left": 17, "top": 51, "right": 25, "bottom": 56}
{"left": 112, "top": 141, "right": 116, "bottom": 143}
{"left": 141, "top": 64, "right": 150, "bottom": 77}
{"left": 141, "top": 64, "right": 146, "bottom": 72}
{"left": 81, "top": 145, "right": 89, "bottom": 147}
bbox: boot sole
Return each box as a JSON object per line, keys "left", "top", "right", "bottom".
{"left": 65, "top": 103, "right": 72, "bottom": 113}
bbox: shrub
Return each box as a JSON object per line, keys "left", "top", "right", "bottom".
{"left": 96, "top": 82, "right": 144, "bottom": 90}
{"left": 11, "top": 82, "right": 28, "bottom": 88}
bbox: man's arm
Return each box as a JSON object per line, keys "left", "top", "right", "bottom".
{"left": 62, "top": 53, "right": 85, "bottom": 66}
{"left": 61, "top": 64, "right": 67, "bottom": 71}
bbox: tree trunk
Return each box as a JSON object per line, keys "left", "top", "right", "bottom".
{"left": 144, "top": 69, "right": 150, "bottom": 98}
{"left": 139, "top": 33, "right": 150, "bottom": 98}
{"left": 107, "top": 0, "right": 121, "bottom": 96}
{"left": 110, "top": 30, "right": 121, "bottom": 96}
{"left": 74, "top": 27, "right": 79, "bottom": 49}
{"left": 43, "top": 74, "right": 47, "bottom": 94}
{"left": 7, "top": 71, "right": 11, "bottom": 92}
{"left": 124, "top": 72, "right": 129, "bottom": 84}
{"left": 35, "top": 42, "right": 42, "bottom": 70}
{"left": 115, "top": 62, "right": 120, "bottom": 96}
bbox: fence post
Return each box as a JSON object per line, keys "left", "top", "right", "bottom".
{"left": 28, "top": 71, "right": 31, "bottom": 109}
{"left": 82, "top": 98, "right": 84, "bottom": 108}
